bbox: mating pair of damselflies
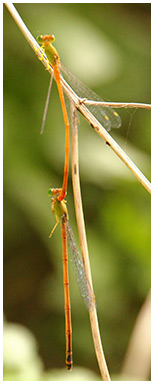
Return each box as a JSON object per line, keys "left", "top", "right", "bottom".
{"left": 36, "top": 34, "right": 121, "bottom": 370}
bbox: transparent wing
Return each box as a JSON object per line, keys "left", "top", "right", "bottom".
{"left": 66, "top": 221, "right": 95, "bottom": 310}
{"left": 60, "top": 62, "right": 121, "bottom": 131}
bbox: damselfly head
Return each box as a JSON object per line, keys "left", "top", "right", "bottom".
{"left": 36, "top": 35, "right": 55, "bottom": 45}
{"left": 48, "top": 188, "right": 61, "bottom": 198}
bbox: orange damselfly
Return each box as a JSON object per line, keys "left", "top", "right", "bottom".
{"left": 48, "top": 188, "right": 95, "bottom": 370}
{"left": 37, "top": 35, "right": 69, "bottom": 202}
{"left": 36, "top": 34, "right": 121, "bottom": 133}
{"left": 36, "top": 34, "right": 121, "bottom": 199}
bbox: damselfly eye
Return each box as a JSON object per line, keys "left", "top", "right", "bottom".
{"left": 48, "top": 188, "right": 52, "bottom": 197}
{"left": 36, "top": 35, "right": 43, "bottom": 44}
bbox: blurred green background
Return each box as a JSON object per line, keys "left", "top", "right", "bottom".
{"left": 3, "top": 3, "right": 151, "bottom": 381}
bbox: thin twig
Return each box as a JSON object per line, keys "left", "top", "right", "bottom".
{"left": 71, "top": 103, "right": 110, "bottom": 381}
{"left": 5, "top": 3, "right": 49, "bottom": 67}
{"left": 5, "top": 3, "right": 151, "bottom": 194}
{"left": 84, "top": 101, "right": 151, "bottom": 110}
{"left": 121, "top": 291, "right": 151, "bottom": 379}
{"left": 61, "top": 79, "right": 151, "bottom": 194}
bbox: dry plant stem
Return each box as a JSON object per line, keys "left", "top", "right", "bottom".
{"left": 121, "top": 291, "right": 151, "bottom": 380}
{"left": 62, "top": 80, "right": 151, "bottom": 195}
{"left": 5, "top": 3, "right": 48, "bottom": 67}
{"left": 5, "top": 3, "right": 151, "bottom": 195}
{"left": 71, "top": 103, "right": 110, "bottom": 381}
{"left": 84, "top": 101, "right": 151, "bottom": 110}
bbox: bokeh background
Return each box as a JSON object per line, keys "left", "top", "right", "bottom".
{"left": 3, "top": 3, "right": 151, "bottom": 381}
